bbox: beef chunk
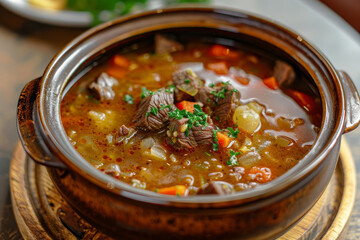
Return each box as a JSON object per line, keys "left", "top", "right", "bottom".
{"left": 118, "top": 125, "right": 129, "bottom": 136}
{"left": 273, "top": 60, "right": 296, "bottom": 86}
{"left": 197, "top": 181, "right": 233, "bottom": 195}
{"left": 173, "top": 69, "right": 202, "bottom": 102}
{"left": 195, "top": 83, "right": 241, "bottom": 122}
{"left": 194, "top": 86, "right": 217, "bottom": 108}
{"left": 167, "top": 116, "right": 214, "bottom": 150}
{"left": 88, "top": 72, "right": 118, "bottom": 101}
{"left": 167, "top": 118, "right": 197, "bottom": 150}
{"left": 133, "top": 90, "right": 174, "bottom": 131}
{"left": 213, "top": 84, "right": 241, "bottom": 122}
{"left": 155, "top": 34, "right": 184, "bottom": 55}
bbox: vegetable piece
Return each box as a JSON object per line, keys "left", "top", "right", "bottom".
{"left": 106, "top": 67, "right": 127, "bottom": 79}
{"left": 175, "top": 101, "right": 198, "bottom": 113}
{"left": 226, "top": 150, "right": 241, "bottom": 166}
{"left": 262, "top": 76, "right": 279, "bottom": 90}
{"left": 234, "top": 75, "right": 250, "bottom": 85}
{"left": 157, "top": 185, "right": 187, "bottom": 196}
{"left": 216, "top": 131, "right": 231, "bottom": 148}
{"left": 233, "top": 105, "right": 261, "bottom": 134}
{"left": 227, "top": 127, "right": 239, "bottom": 138}
{"left": 248, "top": 167, "right": 272, "bottom": 183}
{"left": 209, "top": 45, "right": 240, "bottom": 59}
{"left": 110, "top": 55, "right": 130, "bottom": 68}
{"left": 124, "top": 94, "right": 133, "bottom": 104}
{"left": 206, "top": 61, "right": 228, "bottom": 75}
{"left": 177, "top": 84, "right": 198, "bottom": 97}
{"left": 287, "top": 90, "right": 318, "bottom": 113}
{"left": 143, "top": 145, "right": 167, "bottom": 161}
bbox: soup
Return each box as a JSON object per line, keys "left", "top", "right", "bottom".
{"left": 61, "top": 34, "right": 321, "bottom": 196}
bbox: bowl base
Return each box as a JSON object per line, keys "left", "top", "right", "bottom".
{"left": 9, "top": 140, "right": 355, "bottom": 239}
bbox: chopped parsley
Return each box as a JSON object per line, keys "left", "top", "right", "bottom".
{"left": 214, "top": 116, "right": 220, "bottom": 121}
{"left": 184, "top": 79, "right": 191, "bottom": 84}
{"left": 165, "top": 85, "right": 176, "bottom": 93}
{"left": 146, "top": 106, "right": 158, "bottom": 117}
{"left": 227, "top": 127, "right": 239, "bottom": 138}
{"left": 141, "top": 87, "right": 153, "bottom": 99}
{"left": 208, "top": 83, "right": 215, "bottom": 87}
{"left": 159, "top": 104, "right": 172, "bottom": 110}
{"left": 124, "top": 94, "right": 134, "bottom": 104}
{"left": 212, "top": 129, "right": 219, "bottom": 151}
{"left": 226, "top": 150, "right": 241, "bottom": 166}
{"left": 168, "top": 104, "right": 209, "bottom": 136}
{"left": 204, "top": 152, "right": 211, "bottom": 157}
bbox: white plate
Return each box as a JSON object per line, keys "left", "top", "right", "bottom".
{"left": 0, "top": 0, "right": 92, "bottom": 27}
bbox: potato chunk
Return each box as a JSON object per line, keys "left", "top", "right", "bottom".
{"left": 233, "top": 104, "right": 261, "bottom": 134}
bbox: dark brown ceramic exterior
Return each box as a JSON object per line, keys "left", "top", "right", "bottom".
{"left": 16, "top": 7, "right": 360, "bottom": 240}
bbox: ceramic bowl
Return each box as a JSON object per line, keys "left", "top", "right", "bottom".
{"left": 17, "top": 7, "right": 360, "bottom": 239}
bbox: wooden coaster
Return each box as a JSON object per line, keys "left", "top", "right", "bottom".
{"left": 10, "top": 139, "right": 356, "bottom": 239}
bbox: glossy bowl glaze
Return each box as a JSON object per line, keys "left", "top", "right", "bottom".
{"left": 17, "top": 7, "right": 360, "bottom": 240}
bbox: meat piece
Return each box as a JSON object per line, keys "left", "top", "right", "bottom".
{"left": 166, "top": 116, "right": 214, "bottom": 150}
{"left": 213, "top": 84, "right": 241, "bottom": 123}
{"left": 173, "top": 69, "right": 202, "bottom": 102}
{"left": 273, "top": 60, "right": 296, "bottom": 86}
{"left": 194, "top": 86, "right": 218, "bottom": 108}
{"left": 88, "top": 72, "right": 118, "bottom": 101}
{"left": 192, "top": 116, "right": 214, "bottom": 145}
{"left": 155, "top": 34, "right": 184, "bottom": 55}
{"left": 118, "top": 125, "right": 129, "bottom": 136}
{"left": 195, "top": 83, "right": 241, "bottom": 123}
{"left": 197, "top": 181, "right": 233, "bottom": 195}
{"left": 133, "top": 90, "right": 174, "bottom": 131}
{"left": 167, "top": 118, "right": 197, "bottom": 150}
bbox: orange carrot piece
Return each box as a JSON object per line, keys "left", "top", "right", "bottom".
{"left": 249, "top": 167, "right": 272, "bottom": 183}
{"left": 209, "top": 45, "right": 240, "bottom": 59}
{"left": 175, "top": 101, "right": 198, "bottom": 113}
{"left": 234, "top": 75, "right": 250, "bottom": 85}
{"left": 206, "top": 61, "right": 228, "bottom": 75}
{"left": 157, "top": 185, "right": 187, "bottom": 196}
{"left": 262, "top": 76, "right": 279, "bottom": 90}
{"left": 216, "top": 131, "right": 231, "bottom": 148}
{"left": 287, "top": 90, "right": 317, "bottom": 113}
{"left": 110, "top": 55, "right": 130, "bottom": 68}
{"left": 106, "top": 67, "right": 127, "bottom": 79}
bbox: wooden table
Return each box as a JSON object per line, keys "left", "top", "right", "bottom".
{"left": 1, "top": 0, "right": 360, "bottom": 239}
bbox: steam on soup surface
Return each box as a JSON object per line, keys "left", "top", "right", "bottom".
{"left": 61, "top": 35, "right": 321, "bottom": 196}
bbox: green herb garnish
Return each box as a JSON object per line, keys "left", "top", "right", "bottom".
{"left": 141, "top": 87, "right": 153, "bottom": 99}
{"left": 124, "top": 94, "right": 134, "bottom": 104}
{"left": 146, "top": 106, "right": 158, "bottom": 117}
{"left": 227, "top": 127, "right": 239, "bottom": 138}
{"left": 184, "top": 79, "right": 191, "bottom": 84}
{"left": 209, "top": 83, "right": 215, "bottom": 87}
{"left": 226, "top": 150, "right": 241, "bottom": 166}
{"left": 165, "top": 85, "right": 176, "bottom": 93}
{"left": 160, "top": 104, "right": 172, "bottom": 110}
{"left": 212, "top": 129, "right": 219, "bottom": 151}
{"left": 204, "top": 152, "right": 211, "bottom": 157}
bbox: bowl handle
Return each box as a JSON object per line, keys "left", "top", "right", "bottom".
{"left": 17, "top": 78, "right": 66, "bottom": 168}
{"left": 338, "top": 70, "right": 360, "bottom": 133}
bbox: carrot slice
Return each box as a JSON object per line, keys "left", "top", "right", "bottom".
{"left": 287, "top": 90, "right": 317, "bottom": 113}
{"left": 206, "top": 61, "right": 228, "bottom": 75}
{"left": 157, "top": 185, "right": 187, "bottom": 196}
{"left": 262, "top": 76, "right": 279, "bottom": 90}
{"left": 216, "top": 131, "right": 231, "bottom": 148}
{"left": 106, "top": 67, "right": 127, "bottom": 79}
{"left": 110, "top": 55, "right": 130, "bottom": 68}
{"left": 209, "top": 44, "right": 240, "bottom": 59}
{"left": 249, "top": 167, "right": 272, "bottom": 183}
{"left": 175, "top": 101, "right": 197, "bottom": 113}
